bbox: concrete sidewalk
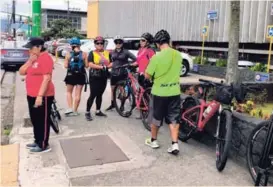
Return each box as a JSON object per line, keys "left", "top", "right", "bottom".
{"left": 9, "top": 61, "right": 253, "bottom": 186}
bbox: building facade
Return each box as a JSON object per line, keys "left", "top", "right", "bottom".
{"left": 93, "top": 0, "right": 273, "bottom": 44}
{"left": 42, "top": 8, "right": 87, "bottom": 35}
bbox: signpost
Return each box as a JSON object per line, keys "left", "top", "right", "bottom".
{"left": 201, "top": 26, "right": 209, "bottom": 65}
{"left": 266, "top": 25, "right": 273, "bottom": 73}
{"left": 32, "top": 0, "right": 41, "bottom": 37}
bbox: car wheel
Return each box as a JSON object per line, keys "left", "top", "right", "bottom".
{"left": 181, "top": 60, "right": 189, "bottom": 77}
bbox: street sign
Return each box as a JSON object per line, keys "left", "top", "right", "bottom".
{"left": 207, "top": 10, "right": 218, "bottom": 20}
{"left": 267, "top": 25, "right": 273, "bottom": 38}
{"left": 201, "top": 26, "right": 209, "bottom": 64}
{"left": 202, "top": 26, "right": 209, "bottom": 37}
{"left": 255, "top": 72, "right": 270, "bottom": 82}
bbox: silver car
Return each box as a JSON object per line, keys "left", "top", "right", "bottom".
{"left": 1, "top": 41, "right": 29, "bottom": 70}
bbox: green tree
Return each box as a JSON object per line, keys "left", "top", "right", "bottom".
{"left": 41, "top": 19, "right": 83, "bottom": 39}
{"left": 225, "top": 1, "right": 240, "bottom": 84}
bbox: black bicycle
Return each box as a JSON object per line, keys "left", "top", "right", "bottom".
{"left": 246, "top": 112, "right": 273, "bottom": 186}
{"left": 50, "top": 99, "right": 61, "bottom": 134}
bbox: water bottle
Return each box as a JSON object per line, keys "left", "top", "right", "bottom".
{"left": 125, "top": 85, "right": 129, "bottom": 95}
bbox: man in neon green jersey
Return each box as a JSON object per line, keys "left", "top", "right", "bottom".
{"left": 145, "top": 30, "right": 182, "bottom": 155}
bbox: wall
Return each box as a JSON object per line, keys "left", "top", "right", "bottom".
{"left": 87, "top": 0, "right": 99, "bottom": 38}
{"left": 98, "top": 1, "right": 273, "bottom": 43}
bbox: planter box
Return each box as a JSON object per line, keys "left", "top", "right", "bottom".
{"left": 191, "top": 64, "right": 273, "bottom": 83}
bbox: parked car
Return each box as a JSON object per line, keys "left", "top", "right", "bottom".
{"left": 61, "top": 39, "right": 92, "bottom": 57}
{"left": 1, "top": 40, "right": 29, "bottom": 70}
{"left": 56, "top": 44, "right": 70, "bottom": 58}
{"left": 48, "top": 39, "right": 70, "bottom": 55}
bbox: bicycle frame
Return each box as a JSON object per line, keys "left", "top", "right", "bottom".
{"left": 124, "top": 68, "right": 149, "bottom": 111}
{"left": 181, "top": 99, "right": 221, "bottom": 131}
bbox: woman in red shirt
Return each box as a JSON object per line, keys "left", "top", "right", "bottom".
{"left": 131, "top": 32, "right": 155, "bottom": 88}
{"left": 19, "top": 37, "right": 55, "bottom": 153}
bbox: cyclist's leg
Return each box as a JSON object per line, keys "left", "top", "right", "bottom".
{"left": 73, "top": 84, "right": 83, "bottom": 115}
{"left": 106, "top": 76, "right": 118, "bottom": 110}
{"left": 86, "top": 78, "right": 97, "bottom": 112}
{"left": 95, "top": 78, "right": 107, "bottom": 116}
{"left": 145, "top": 95, "right": 165, "bottom": 148}
{"left": 165, "top": 95, "right": 181, "bottom": 155}
{"left": 65, "top": 84, "right": 74, "bottom": 114}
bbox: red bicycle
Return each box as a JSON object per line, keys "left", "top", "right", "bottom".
{"left": 180, "top": 79, "right": 259, "bottom": 171}
{"left": 113, "top": 64, "right": 152, "bottom": 130}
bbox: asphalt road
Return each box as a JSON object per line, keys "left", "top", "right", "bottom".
{"left": 12, "top": 58, "right": 253, "bottom": 186}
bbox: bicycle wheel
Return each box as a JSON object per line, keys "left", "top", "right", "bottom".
{"left": 50, "top": 113, "right": 60, "bottom": 134}
{"left": 215, "top": 109, "right": 232, "bottom": 172}
{"left": 246, "top": 121, "right": 272, "bottom": 185}
{"left": 52, "top": 102, "right": 62, "bottom": 120}
{"left": 113, "top": 80, "right": 135, "bottom": 118}
{"left": 56, "top": 110, "right": 62, "bottom": 121}
{"left": 140, "top": 87, "right": 152, "bottom": 131}
{"left": 179, "top": 97, "right": 200, "bottom": 142}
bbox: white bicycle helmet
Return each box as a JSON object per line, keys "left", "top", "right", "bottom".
{"left": 114, "top": 35, "right": 124, "bottom": 43}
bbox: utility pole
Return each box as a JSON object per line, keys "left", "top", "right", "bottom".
{"left": 12, "top": 0, "right": 16, "bottom": 38}
{"left": 66, "top": 0, "right": 70, "bottom": 19}
{"left": 3, "top": 3, "right": 10, "bottom": 33}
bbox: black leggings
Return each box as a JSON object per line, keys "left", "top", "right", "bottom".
{"left": 27, "top": 96, "right": 54, "bottom": 149}
{"left": 86, "top": 77, "right": 107, "bottom": 112}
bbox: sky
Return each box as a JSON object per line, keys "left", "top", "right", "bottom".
{"left": 0, "top": 0, "right": 88, "bottom": 18}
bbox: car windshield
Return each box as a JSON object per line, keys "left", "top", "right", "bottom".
{"left": 2, "top": 41, "right": 27, "bottom": 48}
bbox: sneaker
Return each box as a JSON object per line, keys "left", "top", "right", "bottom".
{"left": 85, "top": 112, "right": 93, "bottom": 121}
{"left": 105, "top": 104, "right": 115, "bottom": 111}
{"left": 29, "top": 146, "right": 51, "bottom": 153}
{"left": 70, "top": 112, "right": 80, "bottom": 116}
{"left": 65, "top": 108, "right": 73, "bottom": 115}
{"left": 26, "top": 142, "right": 38, "bottom": 149}
{"left": 145, "top": 138, "right": 160, "bottom": 149}
{"left": 167, "top": 143, "right": 179, "bottom": 155}
{"left": 96, "top": 111, "right": 107, "bottom": 117}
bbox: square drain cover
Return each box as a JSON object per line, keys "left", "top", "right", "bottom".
{"left": 60, "top": 135, "right": 129, "bottom": 168}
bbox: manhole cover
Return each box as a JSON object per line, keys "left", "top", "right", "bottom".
{"left": 60, "top": 135, "right": 129, "bottom": 168}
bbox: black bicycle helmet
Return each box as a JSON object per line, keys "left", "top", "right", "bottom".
{"left": 141, "top": 32, "right": 154, "bottom": 44}
{"left": 153, "top": 29, "right": 170, "bottom": 44}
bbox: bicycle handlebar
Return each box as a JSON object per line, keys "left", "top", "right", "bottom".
{"left": 113, "top": 64, "right": 131, "bottom": 69}
{"left": 198, "top": 79, "right": 225, "bottom": 87}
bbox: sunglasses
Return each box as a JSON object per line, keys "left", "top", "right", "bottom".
{"left": 140, "top": 39, "right": 147, "bottom": 42}
{"left": 95, "top": 42, "right": 104, "bottom": 45}
{"left": 114, "top": 40, "right": 123, "bottom": 45}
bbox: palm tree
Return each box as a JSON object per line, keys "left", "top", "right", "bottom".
{"left": 225, "top": 1, "right": 240, "bottom": 84}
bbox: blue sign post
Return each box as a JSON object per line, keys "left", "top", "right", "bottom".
{"left": 201, "top": 26, "right": 209, "bottom": 65}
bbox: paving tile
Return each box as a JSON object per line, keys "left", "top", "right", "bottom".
{"left": 60, "top": 135, "right": 129, "bottom": 168}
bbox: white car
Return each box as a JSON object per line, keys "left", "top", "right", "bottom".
{"left": 80, "top": 37, "right": 193, "bottom": 77}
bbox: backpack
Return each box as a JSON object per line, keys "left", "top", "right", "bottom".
{"left": 69, "top": 51, "right": 84, "bottom": 74}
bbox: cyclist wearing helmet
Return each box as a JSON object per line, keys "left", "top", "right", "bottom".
{"left": 64, "top": 37, "right": 88, "bottom": 116}
{"left": 105, "top": 35, "right": 136, "bottom": 111}
{"left": 131, "top": 32, "right": 155, "bottom": 88}
{"left": 145, "top": 30, "right": 182, "bottom": 155}
{"left": 85, "top": 36, "right": 110, "bottom": 121}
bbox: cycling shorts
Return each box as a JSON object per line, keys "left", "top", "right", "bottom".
{"left": 148, "top": 94, "right": 181, "bottom": 127}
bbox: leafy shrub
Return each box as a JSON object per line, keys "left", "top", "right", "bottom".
{"left": 193, "top": 56, "right": 209, "bottom": 65}
{"left": 245, "top": 89, "right": 268, "bottom": 105}
{"left": 216, "top": 59, "right": 227, "bottom": 67}
{"left": 250, "top": 63, "right": 266, "bottom": 72}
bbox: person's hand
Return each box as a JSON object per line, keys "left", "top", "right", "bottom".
{"left": 102, "top": 65, "right": 107, "bottom": 71}
{"left": 28, "top": 54, "right": 38, "bottom": 64}
{"left": 34, "top": 96, "right": 43, "bottom": 108}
